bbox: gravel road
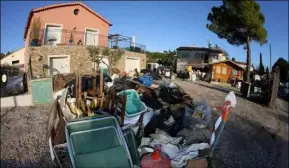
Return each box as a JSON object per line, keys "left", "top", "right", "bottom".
{"left": 0, "top": 79, "right": 283, "bottom": 168}
{"left": 1, "top": 105, "right": 57, "bottom": 168}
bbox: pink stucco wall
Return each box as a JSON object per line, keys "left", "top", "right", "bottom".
{"left": 24, "top": 4, "right": 111, "bottom": 72}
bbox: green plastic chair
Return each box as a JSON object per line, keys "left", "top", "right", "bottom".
{"left": 123, "top": 127, "right": 140, "bottom": 166}
{"left": 65, "top": 116, "right": 133, "bottom": 168}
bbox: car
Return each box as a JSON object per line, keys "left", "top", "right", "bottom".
{"left": 4, "top": 72, "right": 27, "bottom": 96}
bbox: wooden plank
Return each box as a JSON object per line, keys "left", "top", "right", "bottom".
{"left": 75, "top": 73, "right": 79, "bottom": 101}
{"left": 99, "top": 69, "right": 103, "bottom": 97}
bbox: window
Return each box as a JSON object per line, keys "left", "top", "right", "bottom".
{"left": 181, "top": 53, "right": 189, "bottom": 58}
{"left": 233, "top": 69, "right": 238, "bottom": 75}
{"left": 74, "top": 9, "right": 79, "bottom": 15}
{"left": 12, "top": 60, "right": 19, "bottom": 65}
{"left": 222, "top": 67, "right": 227, "bottom": 74}
{"left": 216, "top": 66, "right": 221, "bottom": 74}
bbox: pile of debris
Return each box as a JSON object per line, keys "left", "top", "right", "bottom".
{"left": 47, "top": 69, "right": 236, "bottom": 168}
{"left": 53, "top": 73, "right": 75, "bottom": 92}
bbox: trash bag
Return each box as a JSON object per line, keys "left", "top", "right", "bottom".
{"left": 182, "top": 101, "right": 212, "bottom": 129}
{"left": 159, "top": 85, "right": 185, "bottom": 104}
{"left": 144, "top": 107, "right": 184, "bottom": 137}
{"left": 112, "top": 78, "right": 137, "bottom": 92}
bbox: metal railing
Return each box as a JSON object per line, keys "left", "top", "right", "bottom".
{"left": 29, "top": 29, "right": 146, "bottom": 53}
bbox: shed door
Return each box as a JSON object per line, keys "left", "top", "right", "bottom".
{"left": 125, "top": 57, "right": 140, "bottom": 72}
{"left": 50, "top": 56, "right": 69, "bottom": 75}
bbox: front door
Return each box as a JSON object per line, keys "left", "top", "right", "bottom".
{"left": 85, "top": 29, "right": 99, "bottom": 46}
{"left": 44, "top": 25, "right": 62, "bottom": 46}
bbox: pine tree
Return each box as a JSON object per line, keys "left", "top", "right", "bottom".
{"left": 207, "top": 0, "right": 267, "bottom": 82}
{"left": 259, "top": 53, "right": 265, "bottom": 75}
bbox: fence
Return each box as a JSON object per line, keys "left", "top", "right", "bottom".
{"left": 29, "top": 29, "right": 146, "bottom": 53}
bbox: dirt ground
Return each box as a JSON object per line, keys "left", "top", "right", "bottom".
{"left": 0, "top": 79, "right": 285, "bottom": 168}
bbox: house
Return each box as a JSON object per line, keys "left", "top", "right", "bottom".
{"left": 232, "top": 60, "right": 254, "bottom": 72}
{"left": 176, "top": 46, "right": 226, "bottom": 72}
{"left": 210, "top": 60, "right": 244, "bottom": 83}
{"left": 23, "top": 2, "right": 146, "bottom": 85}
{"left": 1, "top": 47, "right": 25, "bottom": 71}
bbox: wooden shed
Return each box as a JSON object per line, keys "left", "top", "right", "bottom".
{"left": 210, "top": 60, "right": 244, "bottom": 83}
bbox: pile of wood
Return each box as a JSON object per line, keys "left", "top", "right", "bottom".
{"left": 53, "top": 73, "right": 75, "bottom": 91}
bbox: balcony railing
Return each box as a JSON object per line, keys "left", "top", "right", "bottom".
{"left": 29, "top": 29, "right": 146, "bottom": 53}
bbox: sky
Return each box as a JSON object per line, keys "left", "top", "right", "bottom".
{"left": 1, "top": 1, "right": 288, "bottom": 68}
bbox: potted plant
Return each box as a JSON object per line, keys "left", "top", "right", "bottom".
{"left": 30, "top": 17, "right": 42, "bottom": 46}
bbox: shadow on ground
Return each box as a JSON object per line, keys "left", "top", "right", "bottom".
{"left": 195, "top": 82, "right": 272, "bottom": 107}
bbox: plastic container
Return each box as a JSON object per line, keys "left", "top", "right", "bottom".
{"left": 140, "top": 75, "right": 153, "bottom": 87}
{"left": 140, "top": 146, "right": 171, "bottom": 168}
{"left": 117, "top": 89, "right": 147, "bottom": 117}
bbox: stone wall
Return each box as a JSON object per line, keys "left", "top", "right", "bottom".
{"left": 26, "top": 46, "right": 146, "bottom": 92}
{"left": 27, "top": 46, "right": 92, "bottom": 78}
{"left": 114, "top": 50, "right": 147, "bottom": 72}
{"left": 27, "top": 46, "right": 146, "bottom": 77}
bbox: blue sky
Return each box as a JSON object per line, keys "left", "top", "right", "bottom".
{"left": 1, "top": 1, "right": 288, "bottom": 68}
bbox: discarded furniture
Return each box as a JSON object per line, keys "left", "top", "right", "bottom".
{"left": 65, "top": 115, "right": 134, "bottom": 168}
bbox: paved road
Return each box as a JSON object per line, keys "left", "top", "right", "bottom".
{"left": 175, "top": 80, "right": 280, "bottom": 168}
{"left": 276, "top": 98, "right": 288, "bottom": 168}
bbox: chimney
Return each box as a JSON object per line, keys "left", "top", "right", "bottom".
{"left": 232, "top": 57, "right": 235, "bottom": 61}
{"left": 132, "top": 36, "right": 136, "bottom": 47}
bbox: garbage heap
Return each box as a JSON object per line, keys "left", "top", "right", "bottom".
{"left": 47, "top": 70, "right": 222, "bottom": 168}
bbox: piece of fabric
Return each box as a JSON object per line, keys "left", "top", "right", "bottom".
{"left": 171, "top": 143, "right": 210, "bottom": 168}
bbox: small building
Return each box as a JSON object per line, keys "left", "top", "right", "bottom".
{"left": 176, "top": 46, "right": 226, "bottom": 72}
{"left": 232, "top": 59, "right": 254, "bottom": 72}
{"left": 210, "top": 60, "right": 244, "bottom": 83}
{"left": 0, "top": 48, "right": 25, "bottom": 71}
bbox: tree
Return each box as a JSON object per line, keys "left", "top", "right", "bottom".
{"left": 272, "top": 57, "right": 289, "bottom": 83}
{"left": 206, "top": 0, "right": 267, "bottom": 82}
{"left": 87, "top": 46, "right": 100, "bottom": 71}
{"left": 146, "top": 50, "right": 176, "bottom": 67}
{"left": 6, "top": 51, "right": 12, "bottom": 56}
{"left": 0, "top": 53, "right": 5, "bottom": 58}
{"left": 109, "top": 49, "right": 125, "bottom": 68}
{"left": 259, "top": 52, "right": 265, "bottom": 75}
{"left": 266, "top": 66, "right": 269, "bottom": 76}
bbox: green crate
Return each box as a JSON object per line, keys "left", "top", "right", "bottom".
{"left": 30, "top": 78, "right": 53, "bottom": 104}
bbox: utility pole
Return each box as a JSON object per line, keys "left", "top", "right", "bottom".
{"left": 269, "top": 43, "right": 272, "bottom": 71}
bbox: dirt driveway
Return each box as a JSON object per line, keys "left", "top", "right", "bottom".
{"left": 176, "top": 80, "right": 282, "bottom": 168}
{"left": 0, "top": 80, "right": 285, "bottom": 168}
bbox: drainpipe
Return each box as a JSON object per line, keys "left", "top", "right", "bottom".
{"left": 29, "top": 54, "right": 33, "bottom": 78}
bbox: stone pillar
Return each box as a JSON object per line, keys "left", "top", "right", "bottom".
{"left": 241, "top": 82, "right": 251, "bottom": 98}
{"left": 268, "top": 67, "right": 280, "bottom": 108}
